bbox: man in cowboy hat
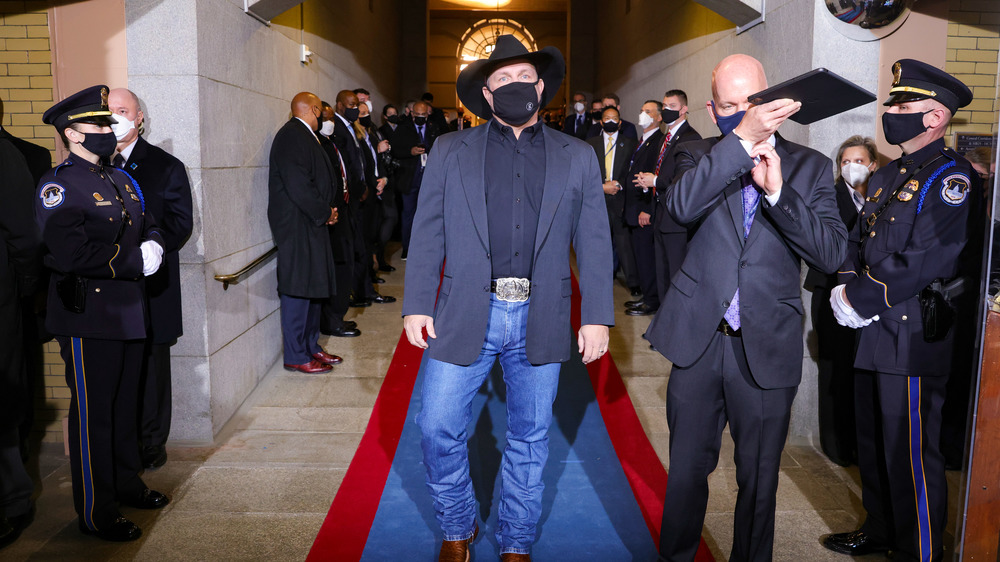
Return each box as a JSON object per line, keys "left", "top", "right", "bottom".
{"left": 402, "top": 35, "right": 614, "bottom": 562}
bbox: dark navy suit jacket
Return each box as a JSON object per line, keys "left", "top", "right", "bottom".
{"left": 645, "top": 133, "right": 847, "bottom": 389}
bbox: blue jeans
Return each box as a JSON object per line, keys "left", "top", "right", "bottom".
{"left": 417, "top": 295, "right": 561, "bottom": 555}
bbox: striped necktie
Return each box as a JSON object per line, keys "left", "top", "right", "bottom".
{"left": 604, "top": 135, "right": 615, "bottom": 182}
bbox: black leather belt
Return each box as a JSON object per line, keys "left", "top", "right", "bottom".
{"left": 717, "top": 320, "right": 742, "bottom": 337}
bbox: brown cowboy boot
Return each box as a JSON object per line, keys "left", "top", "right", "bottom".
{"left": 500, "top": 553, "right": 531, "bottom": 561}
{"left": 437, "top": 523, "right": 479, "bottom": 562}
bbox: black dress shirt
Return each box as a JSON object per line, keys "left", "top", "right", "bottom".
{"left": 485, "top": 119, "right": 546, "bottom": 279}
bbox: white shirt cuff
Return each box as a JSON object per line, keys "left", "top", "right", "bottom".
{"left": 764, "top": 189, "right": 781, "bottom": 206}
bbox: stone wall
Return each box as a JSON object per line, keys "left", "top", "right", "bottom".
{"left": 125, "top": 0, "right": 405, "bottom": 442}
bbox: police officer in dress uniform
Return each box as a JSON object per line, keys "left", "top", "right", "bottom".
{"left": 35, "top": 86, "right": 170, "bottom": 542}
{"left": 822, "top": 61, "right": 980, "bottom": 561}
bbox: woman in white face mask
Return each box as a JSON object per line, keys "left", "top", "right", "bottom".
{"left": 836, "top": 135, "right": 879, "bottom": 205}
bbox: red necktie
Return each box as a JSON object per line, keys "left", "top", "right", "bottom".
{"left": 651, "top": 132, "right": 672, "bottom": 196}
{"left": 654, "top": 132, "right": 672, "bottom": 175}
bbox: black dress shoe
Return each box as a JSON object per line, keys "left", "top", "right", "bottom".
{"left": 326, "top": 326, "right": 361, "bottom": 337}
{"left": 79, "top": 516, "right": 142, "bottom": 542}
{"left": 371, "top": 294, "right": 396, "bottom": 304}
{"left": 349, "top": 298, "right": 372, "bottom": 308}
{"left": 822, "top": 529, "right": 890, "bottom": 556}
{"left": 121, "top": 489, "right": 170, "bottom": 510}
{"left": 372, "top": 276, "right": 386, "bottom": 284}
{"left": 141, "top": 444, "right": 167, "bottom": 469}
{"left": 378, "top": 264, "right": 396, "bottom": 272}
{"left": 343, "top": 320, "right": 358, "bottom": 329}
{"left": 624, "top": 299, "right": 644, "bottom": 308}
{"left": 626, "top": 304, "right": 658, "bottom": 316}
{"left": 629, "top": 287, "right": 642, "bottom": 297}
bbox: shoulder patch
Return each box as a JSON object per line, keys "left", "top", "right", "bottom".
{"left": 40, "top": 183, "right": 65, "bottom": 209}
{"left": 940, "top": 173, "right": 969, "bottom": 206}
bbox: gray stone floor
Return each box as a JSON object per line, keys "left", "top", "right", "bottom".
{"left": 2, "top": 247, "right": 963, "bottom": 560}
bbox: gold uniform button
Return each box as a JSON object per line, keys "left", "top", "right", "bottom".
{"left": 95, "top": 288, "right": 101, "bottom": 293}
{"left": 889, "top": 217, "right": 895, "bottom": 222}
{"left": 869, "top": 231, "right": 876, "bottom": 238}
{"left": 901, "top": 315, "right": 908, "bottom": 321}
{"left": 900, "top": 168, "right": 907, "bottom": 174}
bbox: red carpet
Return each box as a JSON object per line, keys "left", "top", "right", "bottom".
{"left": 308, "top": 277, "right": 716, "bottom": 561}
{"left": 305, "top": 329, "right": 424, "bottom": 562}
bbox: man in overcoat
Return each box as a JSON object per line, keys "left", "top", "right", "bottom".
{"left": 267, "top": 92, "right": 341, "bottom": 374}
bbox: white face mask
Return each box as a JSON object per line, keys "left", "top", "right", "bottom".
{"left": 842, "top": 162, "right": 873, "bottom": 188}
{"left": 573, "top": 102, "right": 585, "bottom": 113}
{"left": 320, "top": 120, "right": 335, "bottom": 137}
{"left": 364, "top": 100, "right": 373, "bottom": 113}
{"left": 111, "top": 114, "right": 135, "bottom": 141}
{"left": 637, "top": 111, "right": 654, "bottom": 128}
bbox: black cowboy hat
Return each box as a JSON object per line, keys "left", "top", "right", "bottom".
{"left": 456, "top": 34, "right": 565, "bottom": 121}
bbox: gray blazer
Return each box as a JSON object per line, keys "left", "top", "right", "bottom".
{"left": 645, "top": 133, "right": 846, "bottom": 389}
{"left": 402, "top": 123, "right": 615, "bottom": 366}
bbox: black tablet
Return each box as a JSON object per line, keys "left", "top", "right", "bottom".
{"left": 747, "top": 68, "right": 876, "bottom": 125}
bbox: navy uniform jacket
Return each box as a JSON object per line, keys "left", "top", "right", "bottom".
{"left": 840, "top": 138, "right": 981, "bottom": 377}
{"left": 645, "top": 133, "right": 847, "bottom": 389}
{"left": 402, "top": 124, "right": 614, "bottom": 366}
{"left": 120, "top": 136, "right": 193, "bottom": 344}
{"left": 35, "top": 153, "right": 163, "bottom": 340}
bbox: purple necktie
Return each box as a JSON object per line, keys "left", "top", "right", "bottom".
{"left": 723, "top": 178, "right": 760, "bottom": 330}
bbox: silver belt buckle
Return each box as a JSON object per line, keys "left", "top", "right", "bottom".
{"left": 494, "top": 277, "right": 530, "bottom": 302}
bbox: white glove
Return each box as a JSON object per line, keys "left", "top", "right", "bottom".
{"left": 830, "top": 284, "right": 879, "bottom": 329}
{"left": 140, "top": 240, "right": 164, "bottom": 276}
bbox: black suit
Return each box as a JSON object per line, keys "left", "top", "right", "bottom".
{"left": 803, "top": 178, "right": 861, "bottom": 467}
{"left": 267, "top": 119, "right": 337, "bottom": 365}
{"left": 0, "top": 135, "right": 42, "bottom": 522}
{"left": 562, "top": 113, "right": 590, "bottom": 140}
{"left": 646, "top": 133, "right": 846, "bottom": 561}
{"left": 391, "top": 119, "right": 441, "bottom": 255}
{"left": 587, "top": 132, "right": 639, "bottom": 289}
{"left": 318, "top": 134, "right": 355, "bottom": 333}
{"left": 332, "top": 115, "right": 375, "bottom": 301}
{"left": 625, "top": 129, "right": 665, "bottom": 309}
{"left": 116, "top": 136, "right": 193, "bottom": 451}
{"left": 652, "top": 121, "right": 702, "bottom": 301}
{"left": 0, "top": 127, "right": 51, "bottom": 185}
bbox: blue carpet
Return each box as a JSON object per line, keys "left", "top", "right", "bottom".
{"left": 360, "top": 348, "right": 659, "bottom": 560}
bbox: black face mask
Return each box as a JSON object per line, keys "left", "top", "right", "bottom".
{"left": 661, "top": 108, "right": 680, "bottom": 124}
{"left": 590, "top": 110, "right": 603, "bottom": 121}
{"left": 387, "top": 114, "right": 400, "bottom": 125}
{"left": 413, "top": 116, "right": 427, "bottom": 126}
{"left": 882, "top": 110, "right": 931, "bottom": 146}
{"left": 343, "top": 107, "right": 360, "bottom": 122}
{"left": 602, "top": 121, "right": 620, "bottom": 133}
{"left": 81, "top": 131, "right": 118, "bottom": 158}
{"left": 487, "top": 80, "right": 540, "bottom": 126}
{"left": 359, "top": 116, "right": 373, "bottom": 128}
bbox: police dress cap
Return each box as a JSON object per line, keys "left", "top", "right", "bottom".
{"left": 42, "top": 85, "right": 115, "bottom": 131}
{"left": 883, "top": 59, "right": 972, "bottom": 114}
{"left": 456, "top": 34, "right": 565, "bottom": 120}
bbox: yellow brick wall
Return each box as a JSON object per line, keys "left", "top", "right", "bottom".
{"left": 946, "top": 4, "right": 1000, "bottom": 141}
{"left": 1, "top": 2, "right": 67, "bottom": 444}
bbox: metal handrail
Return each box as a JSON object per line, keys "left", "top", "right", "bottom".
{"left": 213, "top": 246, "right": 277, "bottom": 290}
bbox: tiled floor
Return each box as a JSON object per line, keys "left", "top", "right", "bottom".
{"left": 2, "top": 246, "right": 963, "bottom": 560}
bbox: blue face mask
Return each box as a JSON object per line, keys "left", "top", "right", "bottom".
{"left": 711, "top": 101, "right": 745, "bottom": 137}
